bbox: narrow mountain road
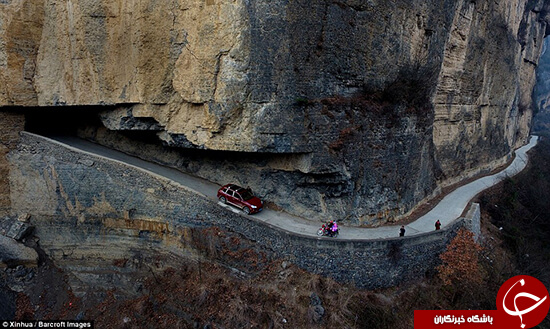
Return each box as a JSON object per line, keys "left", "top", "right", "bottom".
{"left": 44, "top": 134, "right": 538, "bottom": 240}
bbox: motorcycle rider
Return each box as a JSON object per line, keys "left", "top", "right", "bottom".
{"left": 318, "top": 220, "right": 339, "bottom": 237}
{"left": 331, "top": 222, "right": 338, "bottom": 235}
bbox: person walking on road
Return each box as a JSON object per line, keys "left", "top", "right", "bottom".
{"left": 435, "top": 220, "right": 441, "bottom": 230}
{"left": 399, "top": 225, "right": 405, "bottom": 237}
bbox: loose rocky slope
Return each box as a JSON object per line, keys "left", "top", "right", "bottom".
{"left": 4, "top": 135, "right": 550, "bottom": 328}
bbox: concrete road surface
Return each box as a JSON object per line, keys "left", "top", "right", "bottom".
{"left": 45, "top": 134, "right": 538, "bottom": 240}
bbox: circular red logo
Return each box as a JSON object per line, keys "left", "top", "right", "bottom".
{"left": 496, "top": 275, "right": 549, "bottom": 328}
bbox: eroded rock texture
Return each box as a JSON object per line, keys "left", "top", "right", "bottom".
{"left": 433, "top": 0, "right": 548, "bottom": 184}
{"left": 0, "top": 112, "right": 24, "bottom": 216}
{"left": 1, "top": 0, "right": 549, "bottom": 225}
{"left": 534, "top": 38, "right": 550, "bottom": 131}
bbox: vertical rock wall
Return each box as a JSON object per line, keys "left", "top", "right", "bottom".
{"left": 534, "top": 38, "right": 550, "bottom": 131}
{"left": 0, "top": 112, "right": 24, "bottom": 216}
{"left": 1, "top": 0, "right": 549, "bottom": 224}
{"left": 433, "top": 0, "right": 549, "bottom": 185}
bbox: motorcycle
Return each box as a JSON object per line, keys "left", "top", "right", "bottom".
{"left": 317, "top": 222, "right": 339, "bottom": 237}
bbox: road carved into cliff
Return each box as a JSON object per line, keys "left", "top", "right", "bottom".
{"left": 44, "top": 134, "right": 538, "bottom": 240}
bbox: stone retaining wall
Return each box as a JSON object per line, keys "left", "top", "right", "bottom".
{"left": 8, "top": 132, "right": 480, "bottom": 289}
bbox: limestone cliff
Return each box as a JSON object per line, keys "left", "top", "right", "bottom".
{"left": 433, "top": 0, "right": 549, "bottom": 184}
{"left": 1, "top": 0, "right": 549, "bottom": 225}
{"left": 534, "top": 38, "right": 550, "bottom": 131}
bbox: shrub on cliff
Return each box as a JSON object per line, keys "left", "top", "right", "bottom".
{"left": 437, "top": 228, "right": 483, "bottom": 287}
{"left": 381, "top": 63, "right": 438, "bottom": 113}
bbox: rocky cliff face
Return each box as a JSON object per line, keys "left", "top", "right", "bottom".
{"left": 0, "top": 112, "right": 24, "bottom": 216}
{"left": 1, "top": 0, "right": 549, "bottom": 225}
{"left": 534, "top": 38, "right": 550, "bottom": 131}
{"left": 433, "top": 0, "right": 549, "bottom": 184}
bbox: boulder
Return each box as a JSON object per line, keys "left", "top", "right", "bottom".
{"left": 0, "top": 235, "right": 38, "bottom": 268}
{"left": 6, "top": 221, "right": 34, "bottom": 241}
{"left": 308, "top": 292, "right": 325, "bottom": 323}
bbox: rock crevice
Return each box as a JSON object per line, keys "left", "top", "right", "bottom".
{"left": 1, "top": 0, "right": 549, "bottom": 224}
